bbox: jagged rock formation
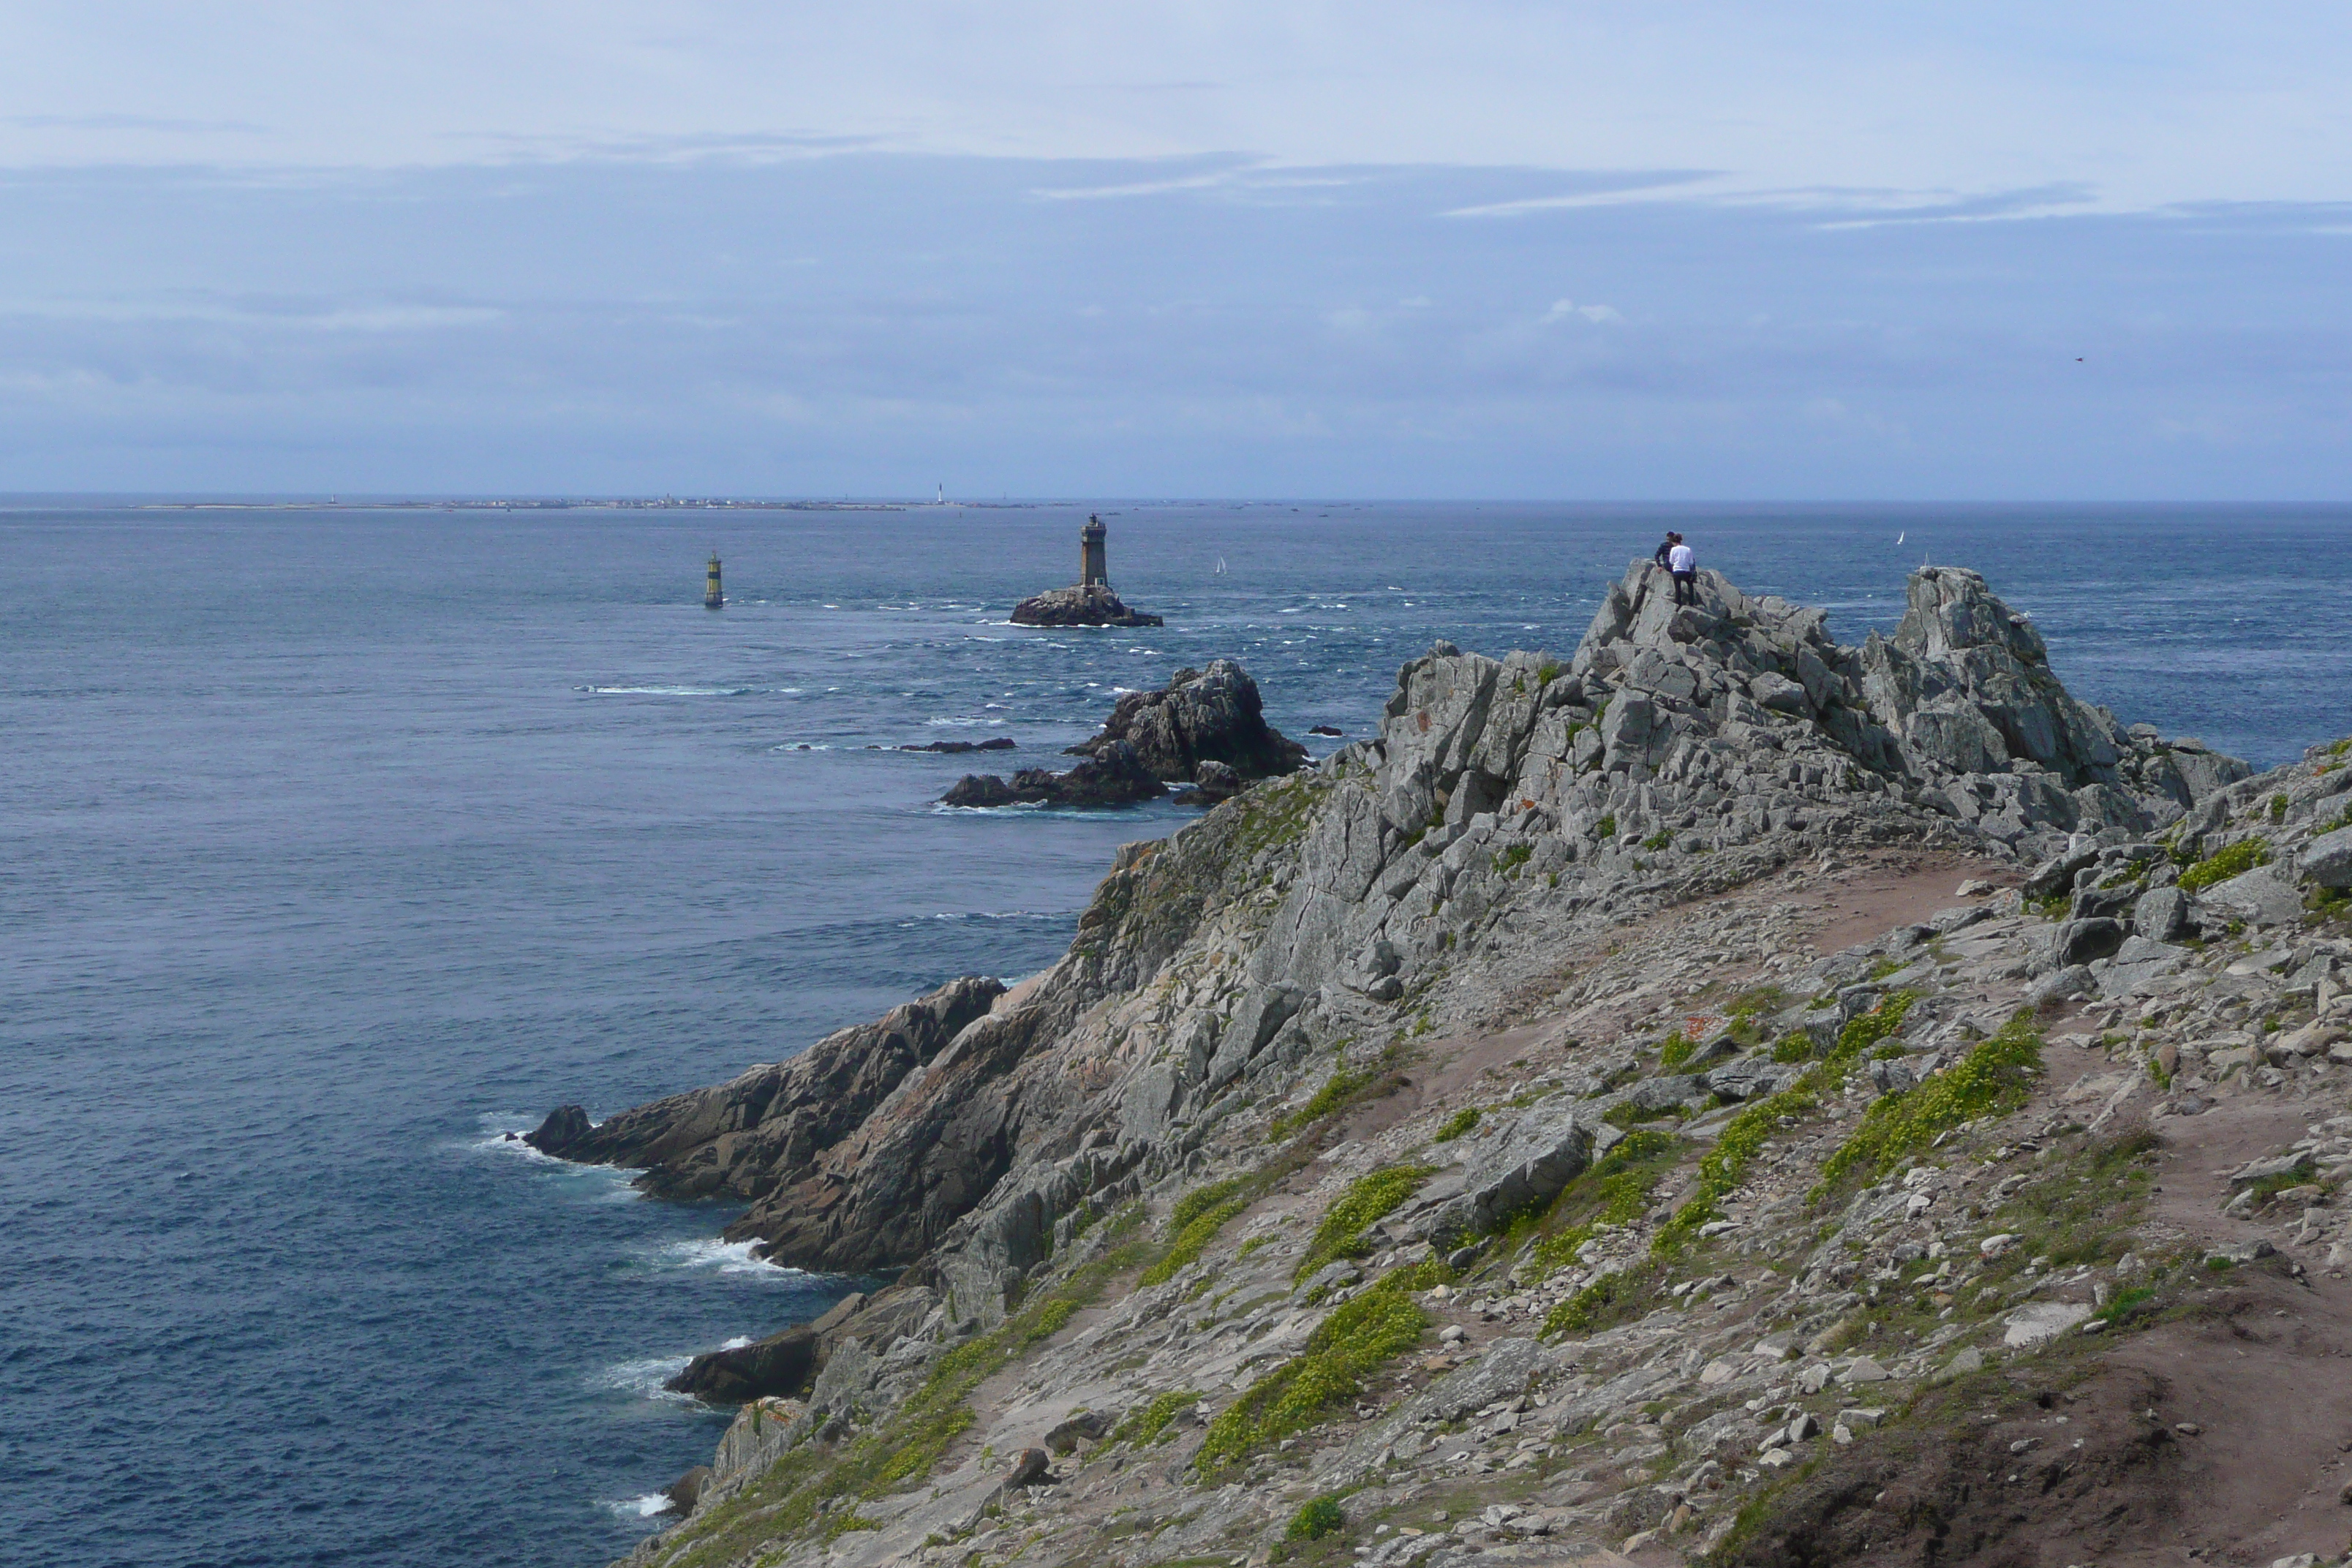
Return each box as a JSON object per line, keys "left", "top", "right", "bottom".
{"left": 1064, "top": 659, "right": 1308, "bottom": 783}
{"left": 1009, "top": 584, "right": 1163, "bottom": 627}
{"left": 525, "top": 976, "right": 1003, "bottom": 1202}
{"left": 529, "top": 563, "right": 2352, "bottom": 1568}
{"left": 941, "top": 660, "right": 1304, "bottom": 810}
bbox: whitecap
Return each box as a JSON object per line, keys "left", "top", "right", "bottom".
{"left": 593, "top": 1355, "right": 696, "bottom": 1401}
{"left": 583, "top": 685, "right": 754, "bottom": 697}
{"left": 656, "top": 1237, "right": 812, "bottom": 1281}
{"left": 720, "top": 1335, "right": 754, "bottom": 1351}
{"left": 602, "top": 1493, "right": 677, "bottom": 1522}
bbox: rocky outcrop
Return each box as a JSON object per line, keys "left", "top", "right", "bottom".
{"left": 543, "top": 562, "right": 2342, "bottom": 1568}
{"left": 1009, "top": 584, "right": 1163, "bottom": 627}
{"left": 1064, "top": 660, "right": 1308, "bottom": 784}
{"left": 565, "top": 563, "right": 2250, "bottom": 1286}
{"left": 943, "top": 660, "right": 1304, "bottom": 810}
{"left": 524, "top": 976, "right": 1003, "bottom": 1203}
{"left": 938, "top": 740, "right": 1167, "bottom": 809}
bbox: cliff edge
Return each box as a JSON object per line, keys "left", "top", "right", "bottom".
{"left": 535, "top": 563, "right": 2352, "bottom": 1568}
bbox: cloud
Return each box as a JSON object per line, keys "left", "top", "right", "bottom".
{"left": 0, "top": 153, "right": 2347, "bottom": 499}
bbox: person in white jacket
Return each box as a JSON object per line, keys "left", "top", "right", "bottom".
{"left": 1666, "top": 538, "right": 1697, "bottom": 607}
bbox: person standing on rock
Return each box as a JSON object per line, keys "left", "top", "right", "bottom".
{"left": 1667, "top": 535, "right": 1697, "bottom": 607}
{"left": 1652, "top": 529, "right": 1682, "bottom": 572}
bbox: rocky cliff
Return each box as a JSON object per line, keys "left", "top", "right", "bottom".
{"left": 536, "top": 562, "right": 2352, "bottom": 1568}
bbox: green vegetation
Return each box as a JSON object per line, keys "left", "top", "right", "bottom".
{"left": 659, "top": 1218, "right": 1164, "bottom": 1567}
{"left": 1295, "top": 1165, "right": 1436, "bottom": 1281}
{"left": 1542, "top": 1268, "right": 1640, "bottom": 1335}
{"left": 1432, "top": 1107, "right": 1482, "bottom": 1143}
{"left": 1286, "top": 1496, "right": 1348, "bottom": 1542}
{"left": 1495, "top": 843, "right": 1533, "bottom": 878}
{"left": 1656, "top": 1030, "right": 1695, "bottom": 1070}
{"left": 2179, "top": 836, "right": 2270, "bottom": 894}
{"left": 2270, "top": 792, "right": 2290, "bottom": 822}
{"left": 1231, "top": 774, "right": 1324, "bottom": 856}
{"left": 1770, "top": 1032, "right": 1817, "bottom": 1063}
{"left": 1270, "top": 1068, "right": 1368, "bottom": 1140}
{"left": 1651, "top": 993, "right": 1915, "bottom": 1255}
{"left": 1141, "top": 1179, "right": 1251, "bottom": 1286}
{"left": 1640, "top": 829, "right": 1674, "bottom": 851}
{"left": 1526, "top": 1128, "right": 1679, "bottom": 1278}
{"left": 1198, "top": 1265, "right": 1436, "bottom": 1468}
{"left": 1537, "top": 661, "right": 1564, "bottom": 687}
{"left": 1817, "top": 1011, "right": 2043, "bottom": 1190}
{"left": 1114, "top": 1388, "right": 1202, "bottom": 1447}
{"left": 1594, "top": 813, "right": 1617, "bottom": 840}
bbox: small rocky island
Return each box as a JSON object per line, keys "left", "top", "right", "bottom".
{"left": 1008, "top": 515, "right": 1164, "bottom": 627}
{"left": 940, "top": 658, "right": 1306, "bottom": 808}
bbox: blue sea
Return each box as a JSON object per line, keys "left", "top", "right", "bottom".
{"left": 4, "top": 501, "right": 2349, "bottom": 1568}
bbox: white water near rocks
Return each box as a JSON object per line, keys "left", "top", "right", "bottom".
{"left": 4, "top": 500, "right": 2348, "bottom": 1568}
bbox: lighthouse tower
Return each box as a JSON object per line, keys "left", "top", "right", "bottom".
{"left": 704, "top": 552, "right": 724, "bottom": 609}
{"left": 1079, "top": 515, "right": 1108, "bottom": 589}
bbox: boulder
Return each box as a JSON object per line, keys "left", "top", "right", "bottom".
{"left": 2057, "top": 917, "right": 2126, "bottom": 967}
{"left": 667, "top": 1324, "right": 818, "bottom": 1403}
{"left": 1066, "top": 660, "right": 1306, "bottom": 783}
{"left": 2132, "top": 885, "right": 2191, "bottom": 941}
{"left": 1409, "top": 1103, "right": 1621, "bottom": 1243}
{"left": 2302, "top": 826, "right": 2352, "bottom": 889}
{"left": 897, "top": 738, "right": 1017, "bottom": 753}
{"left": 941, "top": 739, "right": 1167, "bottom": 808}
{"left": 1009, "top": 584, "right": 1162, "bottom": 627}
{"left": 2200, "top": 867, "right": 2304, "bottom": 928}
{"left": 664, "top": 1466, "right": 712, "bottom": 1515}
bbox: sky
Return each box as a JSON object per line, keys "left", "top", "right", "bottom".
{"left": 2, "top": 3, "right": 2349, "bottom": 498}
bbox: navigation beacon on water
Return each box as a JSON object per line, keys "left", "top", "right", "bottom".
{"left": 704, "top": 552, "right": 724, "bottom": 609}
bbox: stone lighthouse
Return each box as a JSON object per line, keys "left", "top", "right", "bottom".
{"left": 1080, "top": 514, "right": 1109, "bottom": 587}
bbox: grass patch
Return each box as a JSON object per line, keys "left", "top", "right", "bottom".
{"left": 1114, "top": 1388, "right": 1202, "bottom": 1447}
{"left": 1296, "top": 1165, "right": 1437, "bottom": 1282}
{"left": 1594, "top": 813, "right": 1617, "bottom": 840}
{"left": 1526, "top": 1128, "right": 1680, "bottom": 1278}
{"left": 1770, "top": 1032, "right": 1818, "bottom": 1064}
{"left": 1652, "top": 994, "right": 1915, "bottom": 1255}
{"left": 1816, "top": 1010, "right": 2043, "bottom": 1191}
{"left": 1656, "top": 1030, "right": 1695, "bottom": 1070}
{"left": 2179, "top": 836, "right": 2270, "bottom": 894}
{"left": 1141, "top": 1179, "right": 1251, "bottom": 1287}
{"left": 1198, "top": 1264, "right": 1441, "bottom": 1469}
{"left": 1641, "top": 829, "right": 1674, "bottom": 851}
{"left": 1495, "top": 843, "right": 1533, "bottom": 878}
{"left": 1542, "top": 1267, "right": 1648, "bottom": 1336}
{"left": 1432, "top": 1107, "right": 1482, "bottom": 1143}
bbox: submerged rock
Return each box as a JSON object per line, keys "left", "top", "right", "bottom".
{"left": 894, "top": 737, "right": 1017, "bottom": 754}
{"left": 939, "top": 739, "right": 1166, "bottom": 808}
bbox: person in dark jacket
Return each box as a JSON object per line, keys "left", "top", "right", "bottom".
{"left": 1652, "top": 530, "right": 1682, "bottom": 570}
